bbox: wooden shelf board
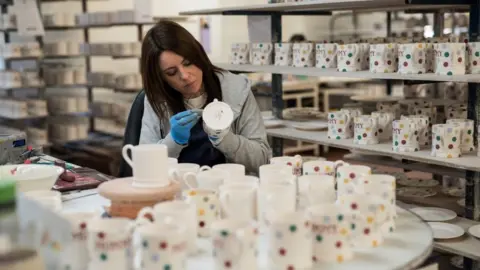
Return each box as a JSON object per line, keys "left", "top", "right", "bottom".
{"left": 215, "top": 63, "right": 480, "bottom": 83}
{"left": 266, "top": 126, "right": 480, "bottom": 172}
{"left": 180, "top": 0, "right": 468, "bottom": 15}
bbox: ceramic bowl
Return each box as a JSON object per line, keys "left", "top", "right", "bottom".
{"left": 0, "top": 164, "right": 64, "bottom": 192}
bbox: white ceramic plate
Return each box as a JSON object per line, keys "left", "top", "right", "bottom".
{"left": 428, "top": 222, "right": 464, "bottom": 239}
{"left": 264, "top": 119, "right": 284, "bottom": 129}
{"left": 467, "top": 224, "right": 480, "bottom": 238}
{"left": 290, "top": 122, "right": 328, "bottom": 131}
{"left": 411, "top": 207, "right": 457, "bottom": 222}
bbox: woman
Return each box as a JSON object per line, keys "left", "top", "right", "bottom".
{"left": 139, "top": 20, "right": 271, "bottom": 174}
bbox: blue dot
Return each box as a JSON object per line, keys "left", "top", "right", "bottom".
{"left": 275, "top": 231, "right": 283, "bottom": 239}
{"left": 210, "top": 204, "right": 215, "bottom": 210}
{"left": 151, "top": 254, "right": 160, "bottom": 262}
{"left": 323, "top": 216, "right": 330, "bottom": 223}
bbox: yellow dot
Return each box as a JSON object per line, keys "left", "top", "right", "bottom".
{"left": 337, "top": 255, "right": 344, "bottom": 263}
{"left": 189, "top": 191, "right": 197, "bottom": 196}
{"left": 388, "top": 44, "right": 392, "bottom": 48}
{"left": 466, "top": 138, "right": 470, "bottom": 143}
{"left": 366, "top": 128, "right": 371, "bottom": 131}
{"left": 296, "top": 161, "right": 301, "bottom": 167}
{"left": 344, "top": 179, "right": 350, "bottom": 184}
{"left": 328, "top": 50, "right": 333, "bottom": 54}
{"left": 372, "top": 240, "right": 378, "bottom": 247}
{"left": 198, "top": 209, "right": 205, "bottom": 216}
{"left": 340, "top": 45, "right": 345, "bottom": 49}
{"left": 340, "top": 228, "right": 348, "bottom": 236}
{"left": 339, "top": 120, "right": 344, "bottom": 124}
{"left": 447, "top": 154, "right": 453, "bottom": 158}
{"left": 418, "top": 44, "right": 423, "bottom": 48}
{"left": 399, "top": 124, "right": 404, "bottom": 128}
{"left": 325, "top": 166, "right": 331, "bottom": 172}
{"left": 380, "top": 205, "right": 385, "bottom": 212}
{"left": 367, "top": 216, "right": 374, "bottom": 224}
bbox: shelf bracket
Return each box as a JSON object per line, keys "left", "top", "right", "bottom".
{"left": 270, "top": 13, "right": 283, "bottom": 157}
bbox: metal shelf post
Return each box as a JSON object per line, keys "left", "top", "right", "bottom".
{"left": 82, "top": 0, "right": 93, "bottom": 132}
{"left": 270, "top": 13, "right": 283, "bottom": 157}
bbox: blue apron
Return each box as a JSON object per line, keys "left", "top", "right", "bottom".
{"left": 177, "top": 119, "right": 226, "bottom": 166}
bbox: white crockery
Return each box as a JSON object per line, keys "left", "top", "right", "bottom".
{"left": 122, "top": 144, "right": 170, "bottom": 187}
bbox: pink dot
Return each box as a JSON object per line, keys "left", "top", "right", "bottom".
{"left": 403, "top": 62, "right": 408, "bottom": 67}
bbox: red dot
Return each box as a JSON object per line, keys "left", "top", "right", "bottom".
{"left": 374, "top": 61, "right": 379, "bottom": 66}
{"left": 362, "top": 133, "right": 367, "bottom": 138}
{"left": 458, "top": 57, "right": 463, "bottom": 63}
{"left": 287, "top": 162, "right": 292, "bottom": 166}
{"left": 79, "top": 223, "right": 87, "bottom": 230}
{"left": 338, "top": 128, "right": 342, "bottom": 132}
{"left": 160, "top": 242, "right": 168, "bottom": 249}
{"left": 419, "top": 59, "right": 423, "bottom": 64}
{"left": 312, "top": 256, "right": 317, "bottom": 262}
{"left": 474, "top": 61, "right": 478, "bottom": 66}
{"left": 435, "top": 145, "right": 440, "bottom": 149}
{"left": 364, "top": 228, "right": 370, "bottom": 235}
{"left": 401, "top": 140, "right": 406, "bottom": 145}
{"left": 225, "top": 261, "right": 232, "bottom": 268}
{"left": 349, "top": 173, "right": 355, "bottom": 179}
{"left": 403, "top": 62, "right": 408, "bottom": 67}
{"left": 448, "top": 144, "right": 453, "bottom": 149}
{"left": 387, "top": 60, "right": 392, "bottom": 65}
{"left": 287, "top": 266, "right": 295, "bottom": 270}
{"left": 314, "top": 166, "right": 319, "bottom": 172}
{"left": 351, "top": 203, "right": 358, "bottom": 210}
{"left": 336, "top": 241, "right": 342, "bottom": 248}
{"left": 443, "top": 62, "right": 449, "bottom": 67}
{"left": 279, "top": 248, "right": 286, "bottom": 256}
{"left": 199, "top": 221, "right": 205, "bottom": 227}
{"left": 97, "top": 232, "right": 105, "bottom": 239}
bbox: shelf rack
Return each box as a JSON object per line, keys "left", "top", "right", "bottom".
{"left": 180, "top": 1, "right": 480, "bottom": 269}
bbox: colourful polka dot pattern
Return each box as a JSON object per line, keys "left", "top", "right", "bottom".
{"left": 369, "top": 44, "right": 398, "bottom": 73}
{"left": 398, "top": 43, "right": 428, "bottom": 74}
{"left": 315, "top": 43, "right": 337, "bottom": 69}
{"left": 292, "top": 43, "right": 315, "bottom": 67}
{"left": 433, "top": 43, "right": 466, "bottom": 75}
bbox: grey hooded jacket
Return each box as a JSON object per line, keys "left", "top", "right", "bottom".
{"left": 139, "top": 71, "right": 272, "bottom": 174}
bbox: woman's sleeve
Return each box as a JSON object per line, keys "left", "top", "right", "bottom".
{"left": 214, "top": 91, "right": 272, "bottom": 174}
{"left": 139, "top": 96, "right": 186, "bottom": 158}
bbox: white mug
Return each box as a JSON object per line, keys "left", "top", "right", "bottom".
{"left": 122, "top": 144, "right": 170, "bottom": 188}
{"left": 219, "top": 182, "right": 258, "bottom": 222}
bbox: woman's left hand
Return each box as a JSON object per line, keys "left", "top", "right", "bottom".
{"left": 202, "top": 122, "right": 230, "bottom": 145}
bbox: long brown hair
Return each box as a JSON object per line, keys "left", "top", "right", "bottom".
{"left": 141, "top": 19, "right": 224, "bottom": 120}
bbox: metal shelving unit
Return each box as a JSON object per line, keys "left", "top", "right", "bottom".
{"left": 180, "top": 1, "right": 480, "bottom": 269}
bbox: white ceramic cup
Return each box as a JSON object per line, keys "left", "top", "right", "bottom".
{"left": 336, "top": 165, "right": 372, "bottom": 196}
{"left": 219, "top": 182, "right": 257, "bottom": 222}
{"left": 181, "top": 168, "right": 230, "bottom": 190}
{"left": 212, "top": 163, "right": 245, "bottom": 179}
{"left": 328, "top": 111, "right": 353, "bottom": 139}
{"left": 267, "top": 211, "right": 312, "bottom": 269}
{"left": 210, "top": 219, "right": 258, "bottom": 270}
{"left": 136, "top": 201, "right": 198, "bottom": 255}
{"left": 59, "top": 212, "right": 98, "bottom": 270}
{"left": 182, "top": 189, "right": 220, "bottom": 237}
{"left": 122, "top": 144, "right": 170, "bottom": 188}
{"left": 354, "top": 115, "right": 379, "bottom": 145}
{"left": 270, "top": 155, "right": 303, "bottom": 176}
{"left": 306, "top": 204, "right": 353, "bottom": 263}
{"left": 87, "top": 218, "right": 136, "bottom": 270}
{"left": 298, "top": 175, "right": 336, "bottom": 209}
{"left": 431, "top": 123, "right": 463, "bottom": 158}
{"left": 134, "top": 221, "right": 188, "bottom": 270}
{"left": 169, "top": 163, "right": 210, "bottom": 190}
{"left": 258, "top": 182, "right": 296, "bottom": 227}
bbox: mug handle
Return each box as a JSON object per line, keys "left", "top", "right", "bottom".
{"left": 121, "top": 144, "right": 134, "bottom": 168}
{"left": 137, "top": 206, "right": 155, "bottom": 222}
{"left": 199, "top": 166, "right": 211, "bottom": 172}
{"left": 183, "top": 172, "right": 198, "bottom": 189}
{"left": 219, "top": 191, "right": 233, "bottom": 218}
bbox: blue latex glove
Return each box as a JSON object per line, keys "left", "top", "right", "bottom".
{"left": 170, "top": 110, "right": 200, "bottom": 145}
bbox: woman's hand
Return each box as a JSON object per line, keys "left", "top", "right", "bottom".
{"left": 170, "top": 110, "right": 200, "bottom": 145}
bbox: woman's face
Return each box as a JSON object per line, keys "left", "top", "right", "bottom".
{"left": 159, "top": 50, "right": 203, "bottom": 98}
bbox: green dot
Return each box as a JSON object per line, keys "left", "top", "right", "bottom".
{"left": 100, "top": 253, "right": 108, "bottom": 261}
{"left": 452, "top": 137, "right": 457, "bottom": 142}
{"left": 476, "top": 51, "right": 479, "bottom": 57}
{"left": 436, "top": 136, "right": 441, "bottom": 141}
{"left": 259, "top": 44, "right": 263, "bottom": 48}
{"left": 357, "top": 135, "right": 362, "bottom": 140}
{"left": 142, "top": 240, "right": 148, "bottom": 248}
{"left": 337, "top": 214, "right": 344, "bottom": 221}
{"left": 316, "top": 235, "right": 323, "bottom": 242}
{"left": 468, "top": 130, "right": 472, "bottom": 135}
{"left": 348, "top": 53, "right": 353, "bottom": 57}
{"left": 289, "top": 225, "right": 297, "bottom": 233}
{"left": 337, "top": 172, "right": 341, "bottom": 178}
{"left": 444, "top": 52, "right": 450, "bottom": 57}
{"left": 394, "top": 141, "right": 399, "bottom": 146}
{"left": 330, "top": 114, "right": 334, "bottom": 118}
{"left": 406, "top": 54, "right": 411, "bottom": 59}
{"left": 221, "top": 230, "right": 229, "bottom": 237}
{"left": 336, "top": 136, "right": 341, "bottom": 140}
{"left": 447, "top": 71, "right": 453, "bottom": 76}
{"left": 164, "top": 265, "right": 171, "bottom": 270}
{"left": 415, "top": 148, "right": 419, "bottom": 151}
{"left": 389, "top": 227, "right": 394, "bottom": 232}
{"left": 322, "top": 65, "right": 326, "bottom": 68}
{"left": 351, "top": 223, "right": 356, "bottom": 230}
{"left": 65, "top": 266, "right": 71, "bottom": 270}
{"left": 279, "top": 44, "right": 282, "bottom": 47}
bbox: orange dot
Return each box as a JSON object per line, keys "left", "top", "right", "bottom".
{"left": 337, "top": 255, "right": 344, "bottom": 263}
